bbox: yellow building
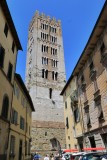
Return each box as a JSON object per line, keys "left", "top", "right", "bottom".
{"left": 7, "top": 73, "right": 35, "bottom": 160}
{"left": 0, "top": 0, "right": 22, "bottom": 159}
{"left": 61, "top": 76, "right": 83, "bottom": 151}
{"left": 61, "top": 1, "right": 107, "bottom": 151}
{"left": 74, "top": 1, "right": 107, "bottom": 149}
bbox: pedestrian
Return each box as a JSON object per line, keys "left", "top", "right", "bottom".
{"left": 51, "top": 154, "right": 54, "bottom": 160}
{"left": 62, "top": 155, "right": 65, "bottom": 160}
{"left": 44, "top": 155, "right": 49, "bottom": 160}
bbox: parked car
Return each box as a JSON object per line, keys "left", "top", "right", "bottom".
{"left": 71, "top": 152, "right": 86, "bottom": 160}
{"left": 74, "top": 152, "right": 107, "bottom": 160}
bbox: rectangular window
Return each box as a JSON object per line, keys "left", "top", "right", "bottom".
{"left": 66, "top": 117, "right": 69, "bottom": 129}
{"left": 84, "top": 105, "right": 91, "bottom": 127}
{"left": 14, "top": 84, "right": 20, "bottom": 99}
{"left": 100, "top": 42, "right": 105, "bottom": 54}
{"left": 4, "top": 23, "right": 8, "bottom": 37}
{"left": 26, "top": 122, "right": 28, "bottom": 133}
{"left": 74, "top": 108, "right": 80, "bottom": 123}
{"left": 10, "top": 135, "right": 15, "bottom": 155}
{"left": 12, "top": 41, "right": 15, "bottom": 53}
{"left": 89, "top": 61, "right": 94, "bottom": 71}
{"left": 94, "top": 98, "right": 104, "bottom": 121}
{"left": 7, "top": 62, "right": 13, "bottom": 82}
{"left": 65, "top": 101, "right": 67, "bottom": 109}
{"left": 11, "top": 109, "right": 18, "bottom": 125}
{"left": 81, "top": 75, "right": 85, "bottom": 83}
{"left": 0, "top": 46, "right": 5, "bottom": 68}
{"left": 101, "top": 134, "right": 107, "bottom": 148}
{"left": 20, "top": 116, "right": 24, "bottom": 130}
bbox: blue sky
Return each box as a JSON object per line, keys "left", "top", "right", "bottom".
{"left": 6, "top": 0, "right": 105, "bottom": 81}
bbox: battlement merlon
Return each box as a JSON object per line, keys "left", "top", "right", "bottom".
{"left": 33, "top": 10, "right": 61, "bottom": 26}
{"left": 28, "top": 10, "right": 62, "bottom": 31}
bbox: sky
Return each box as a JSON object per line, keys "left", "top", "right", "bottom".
{"left": 6, "top": 0, "right": 105, "bottom": 82}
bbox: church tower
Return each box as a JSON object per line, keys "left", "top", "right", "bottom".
{"left": 26, "top": 11, "right": 66, "bottom": 154}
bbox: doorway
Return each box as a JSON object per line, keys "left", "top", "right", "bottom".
{"left": 19, "top": 140, "right": 22, "bottom": 160}
{"left": 78, "top": 137, "right": 83, "bottom": 151}
{"left": 101, "top": 133, "right": 107, "bottom": 148}
{"left": 89, "top": 136, "right": 96, "bottom": 148}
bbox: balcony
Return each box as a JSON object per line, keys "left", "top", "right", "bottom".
{"left": 87, "top": 113, "right": 91, "bottom": 128}
{"left": 70, "top": 90, "right": 78, "bottom": 106}
{"left": 84, "top": 104, "right": 91, "bottom": 128}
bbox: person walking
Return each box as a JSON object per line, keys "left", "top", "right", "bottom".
{"left": 62, "top": 155, "right": 65, "bottom": 160}
{"left": 51, "top": 154, "right": 54, "bottom": 160}
{"left": 44, "top": 155, "right": 49, "bottom": 160}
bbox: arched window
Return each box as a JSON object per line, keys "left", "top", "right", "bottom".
{"left": 45, "top": 34, "right": 46, "bottom": 40}
{"left": 56, "top": 61, "right": 58, "bottom": 67}
{"left": 55, "top": 72, "right": 58, "bottom": 80}
{"left": 43, "top": 33, "right": 44, "bottom": 39}
{"left": 54, "top": 49, "right": 57, "bottom": 55}
{"left": 51, "top": 47, "right": 52, "bottom": 54}
{"left": 42, "top": 69, "right": 44, "bottom": 78}
{"left": 41, "top": 32, "right": 42, "bottom": 39}
{"left": 45, "top": 70, "right": 48, "bottom": 79}
{"left": 52, "top": 71, "right": 54, "bottom": 80}
{"left": 52, "top": 36, "right": 53, "bottom": 42}
{"left": 1, "top": 95, "right": 9, "bottom": 119}
{"left": 46, "top": 46, "right": 48, "bottom": 53}
{"left": 50, "top": 138, "right": 60, "bottom": 150}
{"left": 49, "top": 88, "right": 52, "bottom": 99}
{"left": 53, "top": 49, "right": 55, "bottom": 55}
{"left": 47, "top": 35, "right": 48, "bottom": 41}
{"left": 43, "top": 24, "right": 44, "bottom": 29}
{"left": 41, "top": 45, "right": 43, "bottom": 52}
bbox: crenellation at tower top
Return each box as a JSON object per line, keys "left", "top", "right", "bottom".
{"left": 34, "top": 10, "right": 61, "bottom": 26}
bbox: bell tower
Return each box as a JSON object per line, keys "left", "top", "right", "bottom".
{"left": 25, "top": 11, "right": 66, "bottom": 154}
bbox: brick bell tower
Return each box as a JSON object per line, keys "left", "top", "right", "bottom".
{"left": 25, "top": 11, "right": 66, "bottom": 155}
